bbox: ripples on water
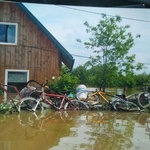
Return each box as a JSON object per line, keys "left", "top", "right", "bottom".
{"left": 0, "top": 110, "right": 150, "bottom": 150}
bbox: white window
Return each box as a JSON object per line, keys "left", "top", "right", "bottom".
{"left": 3, "top": 69, "right": 29, "bottom": 100}
{"left": 5, "top": 69, "right": 29, "bottom": 92}
{"left": 0, "top": 22, "right": 18, "bottom": 45}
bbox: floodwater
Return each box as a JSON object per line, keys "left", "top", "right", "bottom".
{"left": 0, "top": 110, "right": 150, "bottom": 150}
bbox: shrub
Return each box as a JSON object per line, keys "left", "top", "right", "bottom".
{"left": 0, "top": 102, "right": 16, "bottom": 114}
{"left": 48, "top": 73, "right": 79, "bottom": 94}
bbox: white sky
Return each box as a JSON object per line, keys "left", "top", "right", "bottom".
{"left": 24, "top": 3, "right": 150, "bottom": 74}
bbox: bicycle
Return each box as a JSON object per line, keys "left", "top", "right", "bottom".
{"left": 18, "top": 80, "right": 89, "bottom": 113}
{"left": 76, "top": 89, "right": 141, "bottom": 112}
{"left": 137, "top": 86, "right": 150, "bottom": 109}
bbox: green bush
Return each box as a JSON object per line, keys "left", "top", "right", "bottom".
{"left": 48, "top": 73, "right": 79, "bottom": 94}
{"left": 0, "top": 102, "right": 16, "bottom": 114}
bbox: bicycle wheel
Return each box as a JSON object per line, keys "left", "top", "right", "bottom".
{"left": 18, "top": 97, "right": 44, "bottom": 113}
{"left": 138, "top": 92, "right": 150, "bottom": 108}
{"left": 64, "top": 100, "right": 89, "bottom": 110}
{"left": 112, "top": 100, "right": 140, "bottom": 111}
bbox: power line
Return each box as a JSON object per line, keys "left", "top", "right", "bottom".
{"left": 72, "top": 54, "right": 150, "bottom": 65}
{"left": 57, "top": 5, "right": 150, "bottom": 66}
{"left": 58, "top": 5, "right": 150, "bottom": 23}
{"left": 72, "top": 54, "right": 90, "bottom": 58}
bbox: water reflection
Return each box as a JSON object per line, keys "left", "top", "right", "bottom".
{"left": 0, "top": 110, "right": 150, "bottom": 150}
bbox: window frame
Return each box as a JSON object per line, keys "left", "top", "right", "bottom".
{"left": 4, "top": 69, "right": 29, "bottom": 99}
{"left": 5, "top": 69, "right": 29, "bottom": 85}
{"left": 0, "top": 22, "right": 18, "bottom": 45}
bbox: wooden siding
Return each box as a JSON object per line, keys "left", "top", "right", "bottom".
{"left": 0, "top": 2, "right": 61, "bottom": 84}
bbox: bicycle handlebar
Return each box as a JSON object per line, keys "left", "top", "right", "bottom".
{"left": 27, "top": 80, "right": 48, "bottom": 87}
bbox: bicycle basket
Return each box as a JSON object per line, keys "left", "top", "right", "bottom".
{"left": 20, "top": 86, "right": 36, "bottom": 97}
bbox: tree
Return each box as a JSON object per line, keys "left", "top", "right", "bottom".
{"left": 72, "top": 65, "right": 88, "bottom": 85}
{"left": 135, "top": 73, "right": 150, "bottom": 90}
{"left": 77, "top": 14, "right": 143, "bottom": 91}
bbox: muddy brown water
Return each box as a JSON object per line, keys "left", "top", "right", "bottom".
{"left": 0, "top": 110, "right": 150, "bottom": 150}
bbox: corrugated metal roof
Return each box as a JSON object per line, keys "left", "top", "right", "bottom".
{"left": 16, "top": 2, "right": 75, "bottom": 70}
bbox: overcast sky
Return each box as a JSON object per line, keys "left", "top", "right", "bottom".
{"left": 24, "top": 3, "right": 150, "bottom": 74}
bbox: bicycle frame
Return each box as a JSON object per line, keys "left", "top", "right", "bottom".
{"left": 92, "top": 91, "right": 110, "bottom": 103}
{"left": 88, "top": 90, "right": 121, "bottom": 105}
{"left": 41, "top": 91, "right": 69, "bottom": 110}
{"left": 26, "top": 80, "right": 70, "bottom": 111}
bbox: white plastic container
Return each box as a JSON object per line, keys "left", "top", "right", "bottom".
{"left": 76, "top": 84, "right": 87, "bottom": 93}
{"left": 76, "top": 84, "right": 87, "bottom": 100}
{"left": 116, "top": 89, "right": 123, "bottom": 95}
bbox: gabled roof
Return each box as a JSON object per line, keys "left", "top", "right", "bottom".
{"left": 16, "top": 3, "right": 75, "bottom": 70}
{"left": 6, "top": 0, "right": 150, "bottom": 8}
